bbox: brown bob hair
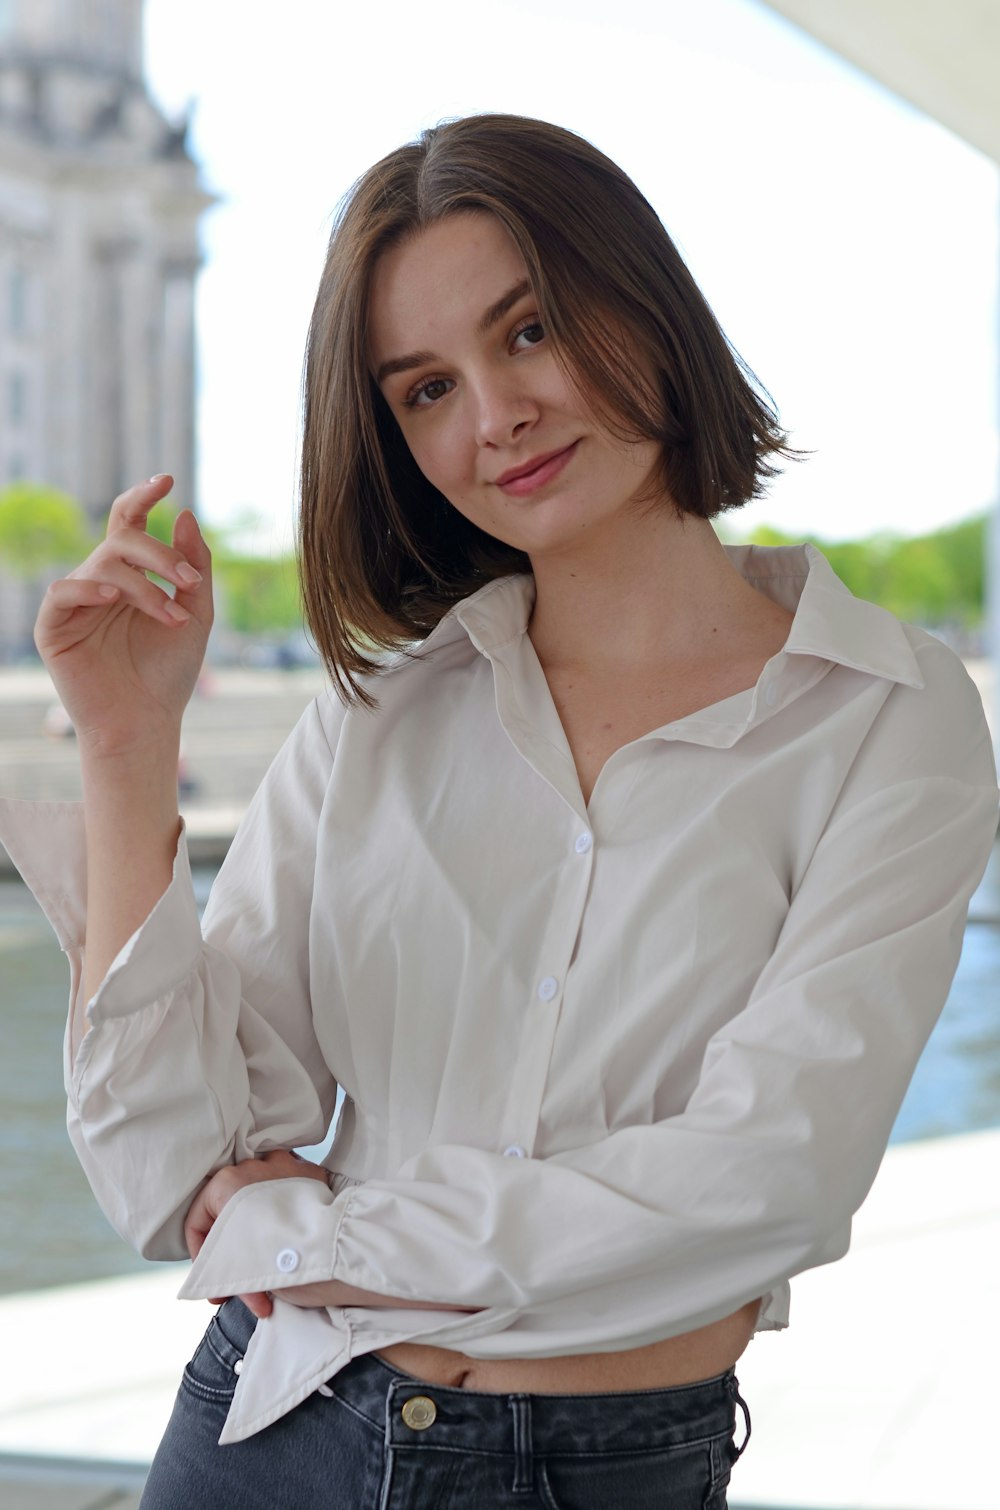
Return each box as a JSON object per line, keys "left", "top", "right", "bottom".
{"left": 299, "top": 113, "right": 803, "bottom": 705}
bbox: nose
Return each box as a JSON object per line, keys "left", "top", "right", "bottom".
{"left": 471, "top": 370, "right": 539, "bottom": 449}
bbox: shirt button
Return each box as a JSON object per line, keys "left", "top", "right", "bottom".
{"left": 537, "top": 976, "right": 559, "bottom": 1002}
{"left": 401, "top": 1395, "right": 438, "bottom": 1430}
{"left": 574, "top": 831, "right": 593, "bottom": 854}
{"left": 765, "top": 683, "right": 778, "bottom": 706}
{"left": 503, "top": 1144, "right": 527, "bottom": 1159}
{"left": 276, "top": 1248, "right": 300, "bottom": 1273}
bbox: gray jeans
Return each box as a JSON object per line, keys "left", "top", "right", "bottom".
{"left": 140, "top": 1298, "right": 751, "bottom": 1509}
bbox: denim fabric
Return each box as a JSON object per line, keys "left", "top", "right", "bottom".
{"left": 140, "top": 1298, "right": 751, "bottom": 1509}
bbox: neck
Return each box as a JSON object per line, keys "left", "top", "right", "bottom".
{"left": 526, "top": 506, "right": 771, "bottom": 676}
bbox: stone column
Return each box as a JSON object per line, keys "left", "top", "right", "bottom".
{"left": 86, "top": 238, "right": 125, "bottom": 520}
{"left": 49, "top": 185, "right": 88, "bottom": 504}
{"left": 160, "top": 258, "right": 199, "bottom": 513}
{"left": 117, "top": 232, "right": 155, "bottom": 490}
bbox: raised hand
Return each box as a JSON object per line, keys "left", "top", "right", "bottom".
{"left": 34, "top": 474, "right": 212, "bottom": 758}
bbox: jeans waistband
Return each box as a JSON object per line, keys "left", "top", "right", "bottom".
{"left": 331, "top": 1350, "right": 740, "bottom": 1456}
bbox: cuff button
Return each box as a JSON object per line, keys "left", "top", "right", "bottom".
{"left": 276, "top": 1247, "right": 301, "bottom": 1273}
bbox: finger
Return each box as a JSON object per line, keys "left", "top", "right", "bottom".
{"left": 87, "top": 527, "right": 204, "bottom": 594}
{"left": 37, "top": 577, "right": 120, "bottom": 629}
{"left": 172, "top": 509, "right": 213, "bottom": 584}
{"left": 169, "top": 512, "right": 213, "bottom": 625}
{"left": 86, "top": 558, "right": 192, "bottom": 627}
{"left": 35, "top": 580, "right": 120, "bottom": 653}
{"left": 240, "top": 1291, "right": 273, "bottom": 1320}
{"left": 184, "top": 1200, "right": 209, "bottom": 1261}
{"left": 106, "top": 474, "right": 174, "bottom": 536}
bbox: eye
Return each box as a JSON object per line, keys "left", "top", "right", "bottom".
{"left": 511, "top": 318, "right": 545, "bottom": 351}
{"left": 403, "top": 376, "right": 454, "bottom": 410}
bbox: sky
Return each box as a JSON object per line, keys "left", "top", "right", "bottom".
{"left": 143, "top": 0, "right": 999, "bottom": 557}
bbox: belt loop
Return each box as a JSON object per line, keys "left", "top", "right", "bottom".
{"left": 508, "top": 1394, "right": 534, "bottom": 1493}
{"left": 729, "top": 1376, "right": 752, "bottom": 1459}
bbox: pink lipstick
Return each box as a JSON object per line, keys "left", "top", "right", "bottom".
{"left": 495, "top": 441, "right": 580, "bottom": 497}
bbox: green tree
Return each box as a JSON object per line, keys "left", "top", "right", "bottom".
{"left": 0, "top": 482, "right": 96, "bottom": 653}
{"left": 213, "top": 553, "right": 303, "bottom": 634}
{"left": 0, "top": 481, "right": 94, "bottom": 576}
{"left": 746, "top": 524, "right": 795, "bottom": 548}
{"left": 726, "top": 510, "right": 988, "bottom": 631}
{"left": 144, "top": 498, "right": 182, "bottom": 547}
{"left": 816, "top": 536, "right": 895, "bottom": 605}
{"left": 917, "top": 514, "right": 986, "bottom": 624}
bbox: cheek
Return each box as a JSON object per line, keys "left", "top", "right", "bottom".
{"left": 540, "top": 355, "right": 588, "bottom": 417}
{"left": 409, "top": 416, "right": 474, "bottom": 496}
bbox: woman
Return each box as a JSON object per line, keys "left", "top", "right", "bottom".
{"left": 2, "top": 114, "right": 996, "bottom": 1509}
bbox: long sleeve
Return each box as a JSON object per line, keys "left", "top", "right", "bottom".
{"left": 180, "top": 762, "right": 998, "bottom": 1350}
{"left": 6, "top": 544, "right": 999, "bottom": 1446}
{"left": 0, "top": 693, "right": 345, "bottom": 1261}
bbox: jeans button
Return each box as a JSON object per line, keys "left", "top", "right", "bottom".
{"left": 401, "top": 1395, "right": 437, "bottom": 1430}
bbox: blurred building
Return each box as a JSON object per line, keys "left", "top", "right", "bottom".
{"left": 0, "top": 0, "right": 212, "bottom": 527}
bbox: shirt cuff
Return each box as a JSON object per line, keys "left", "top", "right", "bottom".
{"left": 176, "top": 1177, "right": 525, "bottom": 1358}
{"left": 177, "top": 1178, "right": 354, "bottom": 1298}
{"left": 0, "top": 797, "right": 89, "bottom": 949}
{"left": 0, "top": 796, "right": 202, "bottom": 1022}
{"left": 87, "top": 820, "right": 202, "bottom": 1024}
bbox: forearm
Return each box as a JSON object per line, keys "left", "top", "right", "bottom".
{"left": 81, "top": 742, "right": 182, "bottom": 1002}
{"left": 32, "top": 477, "right": 211, "bottom": 1005}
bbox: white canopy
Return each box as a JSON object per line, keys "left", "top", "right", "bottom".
{"left": 760, "top": 0, "right": 1000, "bottom": 164}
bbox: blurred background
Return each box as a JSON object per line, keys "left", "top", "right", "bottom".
{"left": 0, "top": 3, "right": 998, "bottom": 1508}
{"left": 0, "top": 0, "right": 998, "bottom": 663}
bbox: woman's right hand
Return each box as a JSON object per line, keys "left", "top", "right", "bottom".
{"left": 34, "top": 474, "right": 213, "bottom": 760}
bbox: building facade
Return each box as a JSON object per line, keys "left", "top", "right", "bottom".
{"left": 0, "top": 0, "right": 212, "bottom": 531}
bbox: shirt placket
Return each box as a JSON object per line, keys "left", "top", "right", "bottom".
{"left": 481, "top": 636, "right": 598, "bottom": 1159}
{"left": 496, "top": 805, "right": 596, "bottom": 1157}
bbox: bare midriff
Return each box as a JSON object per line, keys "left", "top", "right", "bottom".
{"left": 375, "top": 1297, "right": 761, "bottom": 1392}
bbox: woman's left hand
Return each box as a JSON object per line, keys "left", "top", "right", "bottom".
{"left": 184, "top": 1150, "right": 482, "bottom": 1321}
{"left": 184, "top": 1150, "right": 330, "bottom": 1319}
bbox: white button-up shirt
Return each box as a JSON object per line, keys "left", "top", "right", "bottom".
{"left": 1, "top": 542, "right": 997, "bottom": 1445}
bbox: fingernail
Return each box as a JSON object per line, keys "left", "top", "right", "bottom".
{"left": 99, "top": 584, "right": 119, "bottom": 599}
{"left": 176, "top": 563, "right": 202, "bottom": 586}
{"left": 164, "top": 599, "right": 190, "bottom": 623}
{"left": 149, "top": 472, "right": 170, "bottom": 483}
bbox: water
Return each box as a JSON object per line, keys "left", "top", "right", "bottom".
{"left": 2, "top": 859, "right": 999, "bottom": 1297}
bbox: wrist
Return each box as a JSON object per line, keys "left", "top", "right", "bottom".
{"left": 78, "top": 724, "right": 182, "bottom": 774}
{"left": 81, "top": 738, "right": 182, "bottom": 820}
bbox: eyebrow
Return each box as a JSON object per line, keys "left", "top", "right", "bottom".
{"left": 375, "top": 279, "right": 533, "bottom": 387}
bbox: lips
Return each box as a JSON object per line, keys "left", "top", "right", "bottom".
{"left": 494, "top": 441, "right": 580, "bottom": 497}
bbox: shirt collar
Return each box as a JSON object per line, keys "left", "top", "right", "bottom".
{"left": 726, "top": 541, "right": 925, "bottom": 689}
{"left": 417, "top": 542, "right": 925, "bottom": 693}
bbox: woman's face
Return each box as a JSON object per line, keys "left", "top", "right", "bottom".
{"left": 368, "top": 212, "right": 664, "bottom": 562}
